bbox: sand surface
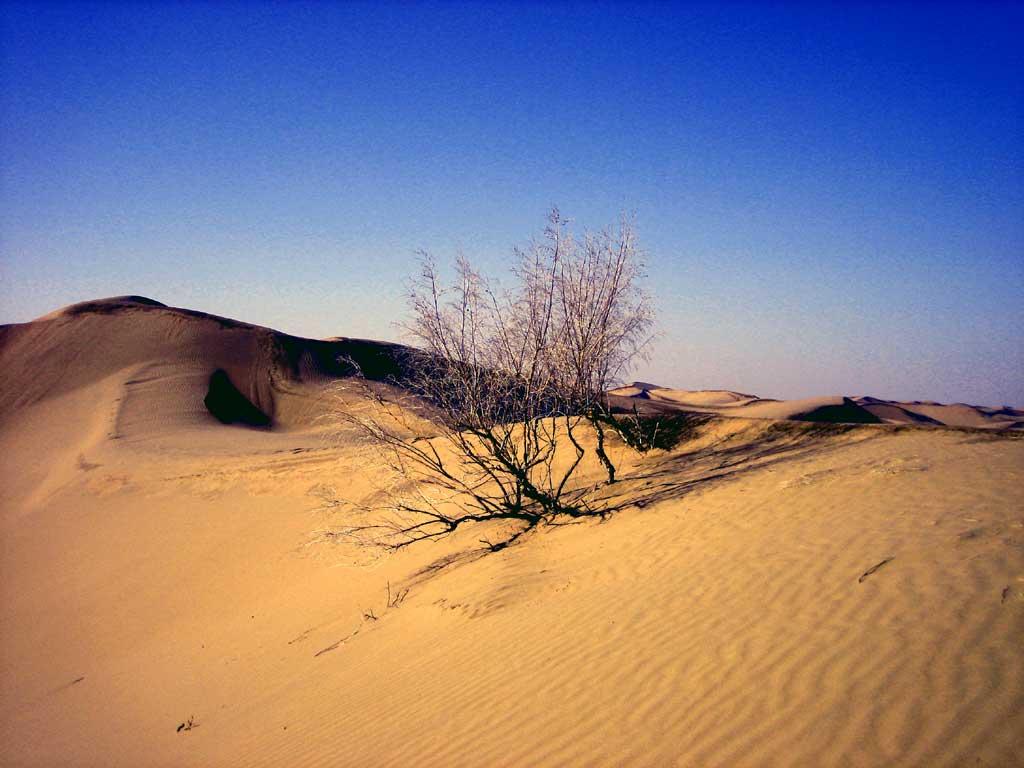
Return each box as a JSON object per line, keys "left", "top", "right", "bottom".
{"left": 2, "top": 299, "right": 1023, "bottom": 767}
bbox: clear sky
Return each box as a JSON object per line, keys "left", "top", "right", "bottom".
{"left": 1, "top": 1, "right": 1021, "bottom": 405}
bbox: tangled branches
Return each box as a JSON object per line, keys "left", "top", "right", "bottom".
{"left": 333, "top": 209, "right": 654, "bottom": 550}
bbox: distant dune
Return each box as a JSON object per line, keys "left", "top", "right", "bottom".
{"left": 608, "top": 383, "right": 1023, "bottom": 430}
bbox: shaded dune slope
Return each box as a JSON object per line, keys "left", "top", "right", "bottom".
{"left": 0, "top": 296, "right": 413, "bottom": 436}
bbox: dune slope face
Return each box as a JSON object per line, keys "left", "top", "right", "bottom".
{"left": 0, "top": 296, "right": 410, "bottom": 437}
{"left": 1, "top": 299, "right": 1023, "bottom": 768}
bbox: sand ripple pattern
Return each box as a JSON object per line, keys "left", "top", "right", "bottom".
{"left": 198, "top": 431, "right": 1024, "bottom": 768}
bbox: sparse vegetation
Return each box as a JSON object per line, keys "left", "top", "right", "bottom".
{"left": 386, "top": 581, "right": 409, "bottom": 609}
{"left": 334, "top": 209, "right": 654, "bottom": 549}
{"left": 613, "top": 408, "right": 711, "bottom": 452}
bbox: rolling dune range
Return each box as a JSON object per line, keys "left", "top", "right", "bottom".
{"left": 1, "top": 297, "right": 1022, "bottom": 767}
{"left": 607, "top": 382, "right": 1024, "bottom": 431}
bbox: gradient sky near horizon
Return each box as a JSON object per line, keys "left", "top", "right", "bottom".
{"left": 1, "top": 1, "right": 1022, "bottom": 405}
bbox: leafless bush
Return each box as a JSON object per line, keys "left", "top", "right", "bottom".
{"left": 614, "top": 407, "right": 711, "bottom": 453}
{"left": 333, "top": 209, "right": 654, "bottom": 549}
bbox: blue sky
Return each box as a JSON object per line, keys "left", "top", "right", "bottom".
{"left": 1, "top": 1, "right": 1021, "bottom": 405}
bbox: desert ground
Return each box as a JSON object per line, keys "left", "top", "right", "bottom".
{"left": 2, "top": 297, "right": 1022, "bottom": 767}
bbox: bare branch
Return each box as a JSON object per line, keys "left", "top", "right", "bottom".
{"left": 330, "top": 209, "right": 655, "bottom": 550}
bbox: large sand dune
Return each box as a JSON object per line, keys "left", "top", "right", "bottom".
{"left": 0, "top": 296, "right": 413, "bottom": 436}
{"left": 2, "top": 299, "right": 1022, "bottom": 767}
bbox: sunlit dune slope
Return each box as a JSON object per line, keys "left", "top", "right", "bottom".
{"left": 1, "top": 299, "right": 1022, "bottom": 768}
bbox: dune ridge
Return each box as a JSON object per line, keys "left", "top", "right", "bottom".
{"left": 608, "top": 382, "right": 1023, "bottom": 431}
{"left": 5, "top": 298, "right": 1017, "bottom": 437}
{"left": 0, "top": 296, "right": 413, "bottom": 436}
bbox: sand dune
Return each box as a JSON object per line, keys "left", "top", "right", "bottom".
{"left": 610, "top": 382, "right": 1023, "bottom": 431}
{"left": 608, "top": 384, "right": 759, "bottom": 406}
{"left": 0, "top": 295, "right": 412, "bottom": 437}
{"left": 2, "top": 299, "right": 1023, "bottom": 767}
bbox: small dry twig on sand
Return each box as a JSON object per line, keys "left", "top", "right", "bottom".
{"left": 387, "top": 580, "right": 409, "bottom": 609}
{"left": 315, "top": 583, "right": 410, "bottom": 658}
{"left": 858, "top": 557, "right": 894, "bottom": 583}
{"left": 176, "top": 716, "right": 198, "bottom": 733}
{"left": 314, "top": 627, "right": 360, "bottom": 657}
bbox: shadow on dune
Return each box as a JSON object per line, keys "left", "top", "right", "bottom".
{"left": 204, "top": 369, "right": 271, "bottom": 427}
{"left": 798, "top": 399, "right": 880, "bottom": 424}
{"left": 611, "top": 410, "right": 713, "bottom": 452}
{"left": 404, "top": 420, "right": 884, "bottom": 582}
{"left": 274, "top": 334, "right": 413, "bottom": 384}
{"left": 603, "top": 420, "right": 878, "bottom": 513}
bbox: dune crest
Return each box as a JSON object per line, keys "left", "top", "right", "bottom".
{"left": 610, "top": 382, "right": 1022, "bottom": 431}
{"left": 0, "top": 297, "right": 413, "bottom": 440}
